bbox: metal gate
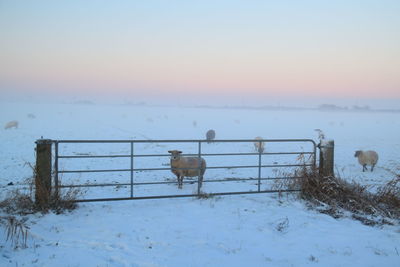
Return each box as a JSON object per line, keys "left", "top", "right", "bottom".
{"left": 50, "top": 139, "right": 317, "bottom": 202}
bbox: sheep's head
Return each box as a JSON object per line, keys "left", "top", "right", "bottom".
{"left": 168, "top": 150, "right": 182, "bottom": 161}
{"left": 354, "top": 150, "right": 361, "bottom": 157}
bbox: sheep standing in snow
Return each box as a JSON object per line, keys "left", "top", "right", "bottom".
{"left": 4, "top": 120, "right": 19, "bottom": 130}
{"left": 168, "top": 150, "right": 206, "bottom": 189}
{"left": 354, "top": 150, "right": 379, "bottom": 172}
{"left": 254, "top": 136, "right": 265, "bottom": 153}
{"left": 206, "top": 129, "right": 216, "bottom": 143}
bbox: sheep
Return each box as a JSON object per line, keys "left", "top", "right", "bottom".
{"left": 4, "top": 120, "right": 19, "bottom": 130}
{"left": 254, "top": 136, "right": 265, "bottom": 153}
{"left": 168, "top": 150, "right": 206, "bottom": 189}
{"left": 206, "top": 129, "right": 215, "bottom": 143}
{"left": 354, "top": 150, "right": 379, "bottom": 172}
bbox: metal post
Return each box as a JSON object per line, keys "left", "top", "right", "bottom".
{"left": 312, "top": 142, "right": 317, "bottom": 169}
{"left": 130, "top": 142, "right": 134, "bottom": 198}
{"left": 35, "top": 139, "right": 53, "bottom": 207}
{"left": 257, "top": 140, "right": 262, "bottom": 192}
{"left": 54, "top": 141, "right": 59, "bottom": 198}
{"left": 197, "top": 141, "right": 202, "bottom": 196}
{"left": 319, "top": 140, "right": 334, "bottom": 177}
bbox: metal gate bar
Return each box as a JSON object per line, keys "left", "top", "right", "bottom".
{"left": 58, "top": 163, "right": 313, "bottom": 174}
{"left": 57, "top": 176, "right": 308, "bottom": 188}
{"left": 57, "top": 151, "right": 314, "bottom": 159}
{"left": 71, "top": 190, "right": 302, "bottom": 203}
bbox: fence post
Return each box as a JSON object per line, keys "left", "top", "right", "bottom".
{"left": 35, "top": 139, "right": 53, "bottom": 207}
{"left": 318, "top": 140, "right": 334, "bottom": 177}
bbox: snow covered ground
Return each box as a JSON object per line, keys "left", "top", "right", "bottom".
{"left": 1, "top": 101, "right": 399, "bottom": 266}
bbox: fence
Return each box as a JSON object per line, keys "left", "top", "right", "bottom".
{"left": 35, "top": 138, "right": 329, "bottom": 203}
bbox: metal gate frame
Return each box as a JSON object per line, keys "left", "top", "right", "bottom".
{"left": 49, "top": 139, "right": 317, "bottom": 202}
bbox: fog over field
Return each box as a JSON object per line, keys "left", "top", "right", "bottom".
{"left": 0, "top": 97, "right": 399, "bottom": 266}
{"left": 3, "top": 90, "right": 400, "bottom": 109}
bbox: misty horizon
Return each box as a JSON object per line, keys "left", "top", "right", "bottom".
{"left": 1, "top": 90, "right": 400, "bottom": 111}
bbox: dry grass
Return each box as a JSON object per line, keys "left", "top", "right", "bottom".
{"left": 0, "top": 157, "right": 83, "bottom": 250}
{"left": 47, "top": 187, "right": 80, "bottom": 214}
{"left": 0, "top": 216, "right": 29, "bottom": 248}
{"left": 0, "top": 179, "right": 79, "bottom": 216}
{"left": 0, "top": 160, "right": 81, "bottom": 217}
{"left": 30, "top": 161, "right": 80, "bottom": 213}
{"left": 0, "top": 189, "right": 36, "bottom": 215}
{"left": 284, "top": 166, "right": 400, "bottom": 225}
{"left": 0, "top": 164, "right": 81, "bottom": 248}
{"left": 374, "top": 176, "right": 400, "bottom": 219}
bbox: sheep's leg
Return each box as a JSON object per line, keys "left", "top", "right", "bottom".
{"left": 174, "top": 173, "right": 181, "bottom": 189}
{"left": 371, "top": 164, "right": 375, "bottom": 172}
{"left": 198, "top": 175, "right": 203, "bottom": 188}
{"left": 362, "top": 164, "right": 367, "bottom": 172}
{"left": 178, "top": 175, "right": 183, "bottom": 189}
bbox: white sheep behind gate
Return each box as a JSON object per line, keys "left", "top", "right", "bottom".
{"left": 254, "top": 136, "right": 265, "bottom": 153}
{"left": 168, "top": 150, "right": 206, "bottom": 189}
{"left": 354, "top": 150, "right": 379, "bottom": 172}
{"left": 206, "top": 129, "right": 215, "bottom": 143}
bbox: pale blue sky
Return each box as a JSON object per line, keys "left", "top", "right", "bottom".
{"left": 1, "top": 0, "right": 400, "bottom": 103}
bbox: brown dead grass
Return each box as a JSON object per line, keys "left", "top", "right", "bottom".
{"left": 283, "top": 166, "right": 400, "bottom": 225}
{"left": 0, "top": 163, "right": 80, "bottom": 215}
{"left": 0, "top": 216, "right": 29, "bottom": 249}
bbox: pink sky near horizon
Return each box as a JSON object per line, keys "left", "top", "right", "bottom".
{"left": 1, "top": 1, "right": 400, "bottom": 100}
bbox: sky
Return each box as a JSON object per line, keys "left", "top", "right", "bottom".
{"left": 1, "top": 0, "right": 400, "bottom": 106}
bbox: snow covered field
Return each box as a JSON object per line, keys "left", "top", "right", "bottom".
{"left": 1, "top": 101, "right": 399, "bottom": 266}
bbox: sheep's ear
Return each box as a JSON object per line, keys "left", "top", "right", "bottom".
{"left": 178, "top": 151, "right": 182, "bottom": 154}
{"left": 167, "top": 150, "right": 172, "bottom": 153}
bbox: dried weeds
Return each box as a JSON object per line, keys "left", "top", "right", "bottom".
{"left": 281, "top": 166, "right": 400, "bottom": 226}
{"left": 0, "top": 216, "right": 29, "bottom": 248}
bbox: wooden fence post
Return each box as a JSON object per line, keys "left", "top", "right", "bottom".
{"left": 319, "top": 140, "right": 334, "bottom": 177}
{"left": 35, "top": 139, "right": 53, "bottom": 207}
